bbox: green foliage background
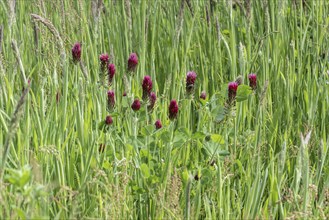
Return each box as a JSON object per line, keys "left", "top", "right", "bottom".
{"left": 0, "top": 0, "right": 329, "bottom": 219}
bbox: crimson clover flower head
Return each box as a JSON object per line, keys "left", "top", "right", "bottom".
{"left": 100, "top": 53, "right": 109, "bottom": 71}
{"left": 108, "top": 63, "right": 116, "bottom": 85}
{"left": 142, "top": 75, "right": 152, "bottom": 93}
{"left": 128, "top": 53, "right": 138, "bottom": 71}
{"left": 200, "top": 91, "right": 206, "bottom": 100}
{"left": 228, "top": 82, "right": 238, "bottom": 102}
{"left": 147, "top": 92, "right": 156, "bottom": 111}
{"left": 248, "top": 73, "right": 257, "bottom": 90}
{"left": 105, "top": 115, "right": 113, "bottom": 125}
{"left": 72, "top": 42, "right": 81, "bottom": 64}
{"left": 107, "top": 90, "right": 115, "bottom": 110}
{"left": 186, "top": 71, "right": 197, "bottom": 85}
{"left": 131, "top": 99, "right": 141, "bottom": 111}
{"left": 168, "top": 99, "right": 179, "bottom": 120}
{"left": 186, "top": 71, "right": 197, "bottom": 95}
{"left": 142, "top": 75, "right": 153, "bottom": 100}
{"left": 155, "top": 120, "right": 162, "bottom": 129}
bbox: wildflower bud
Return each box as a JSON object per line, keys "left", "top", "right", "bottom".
{"left": 99, "top": 144, "right": 106, "bottom": 153}
{"left": 200, "top": 91, "right": 206, "bottom": 100}
{"left": 107, "top": 90, "right": 115, "bottom": 111}
{"left": 108, "top": 63, "right": 116, "bottom": 85}
{"left": 56, "top": 91, "right": 61, "bottom": 104}
{"left": 147, "top": 92, "right": 156, "bottom": 111}
{"left": 131, "top": 99, "right": 141, "bottom": 111}
{"left": 248, "top": 73, "right": 257, "bottom": 90}
{"left": 105, "top": 115, "right": 113, "bottom": 125}
{"left": 155, "top": 120, "right": 162, "bottom": 129}
{"left": 123, "top": 91, "right": 127, "bottom": 97}
{"left": 186, "top": 71, "right": 197, "bottom": 95}
{"left": 168, "top": 99, "right": 179, "bottom": 120}
{"left": 142, "top": 75, "right": 152, "bottom": 100}
{"left": 100, "top": 53, "right": 109, "bottom": 71}
{"left": 194, "top": 174, "right": 201, "bottom": 181}
{"left": 228, "top": 82, "right": 238, "bottom": 103}
{"left": 72, "top": 42, "right": 81, "bottom": 64}
{"left": 127, "top": 53, "right": 138, "bottom": 72}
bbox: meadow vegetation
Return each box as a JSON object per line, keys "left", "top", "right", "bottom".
{"left": 1, "top": 0, "right": 329, "bottom": 219}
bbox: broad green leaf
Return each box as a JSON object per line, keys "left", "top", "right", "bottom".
{"left": 236, "top": 85, "right": 252, "bottom": 102}
{"left": 160, "top": 131, "right": 171, "bottom": 142}
{"left": 141, "top": 125, "right": 154, "bottom": 136}
{"left": 192, "top": 131, "right": 206, "bottom": 140}
{"left": 218, "top": 150, "right": 230, "bottom": 156}
{"left": 201, "top": 168, "right": 212, "bottom": 185}
{"left": 140, "top": 163, "right": 150, "bottom": 178}
{"left": 210, "top": 134, "right": 224, "bottom": 144}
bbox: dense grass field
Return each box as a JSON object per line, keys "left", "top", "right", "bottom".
{"left": 1, "top": 0, "right": 329, "bottom": 219}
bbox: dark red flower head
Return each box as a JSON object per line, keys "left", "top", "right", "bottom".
{"left": 107, "top": 90, "right": 115, "bottom": 111}
{"left": 108, "top": 63, "right": 116, "bottom": 85}
{"left": 123, "top": 91, "right": 127, "bottom": 97}
{"left": 148, "top": 92, "right": 156, "bottom": 111}
{"left": 186, "top": 71, "right": 197, "bottom": 85}
{"left": 142, "top": 75, "right": 153, "bottom": 93}
{"left": 56, "top": 91, "right": 61, "bottom": 104}
{"left": 200, "top": 91, "right": 206, "bottom": 100}
{"left": 248, "top": 73, "right": 257, "bottom": 90}
{"left": 72, "top": 42, "right": 81, "bottom": 64}
{"left": 186, "top": 71, "right": 197, "bottom": 95}
{"left": 131, "top": 99, "right": 141, "bottom": 111}
{"left": 100, "top": 53, "right": 109, "bottom": 71}
{"left": 128, "top": 53, "right": 138, "bottom": 71}
{"left": 105, "top": 115, "right": 113, "bottom": 125}
{"left": 228, "top": 82, "right": 238, "bottom": 102}
{"left": 168, "top": 99, "right": 179, "bottom": 120}
{"left": 155, "top": 120, "right": 162, "bottom": 129}
{"left": 142, "top": 75, "right": 153, "bottom": 100}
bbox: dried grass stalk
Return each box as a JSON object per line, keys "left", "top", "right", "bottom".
{"left": 79, "top": 61, "right": 88, "bottom": 79}
{"left": 11, "top": 40, "right": 27, "bottom": 83}
{"left": 92, "top": 0, "right": 103, "bottom": 24}
{"left": 0, "top": 25, "right": 3, "bottom": 53}
{"left": 0, "top": 25, "right": 3, "bottom": 75}
{"left": 30, "top": 14, "right": 66, "bottom": 63}
{"left": 32, "top": 22, "right": 39, "bottom": 49}
{"left": 8, "top": 0, "right": 16, "bottom": 28}
{"left": 176, "top": 0, "right": 185, "bottom": 40}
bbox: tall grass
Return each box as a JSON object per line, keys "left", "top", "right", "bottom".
{"left": 0, "top": 0, "right": 329, "bottom": 219}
